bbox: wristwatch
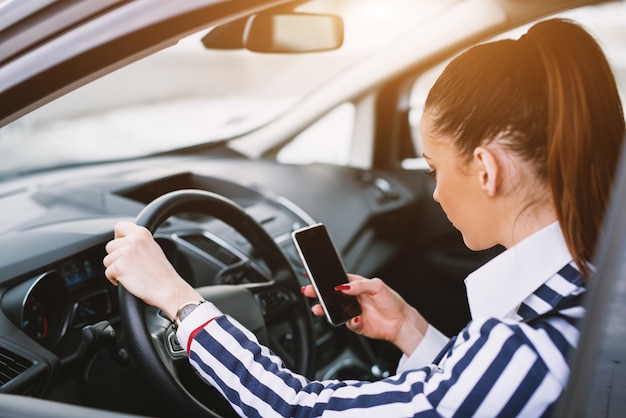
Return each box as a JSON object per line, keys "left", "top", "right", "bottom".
{"left": 173, "top": 299, "right": 206, "bottom": 331}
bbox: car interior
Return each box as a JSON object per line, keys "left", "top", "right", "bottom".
{"left": 0, "top": 0, "right": 624, "bottom": 417}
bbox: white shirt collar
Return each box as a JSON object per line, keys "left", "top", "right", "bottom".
{"left": 464, "top": 221, "right": 573, "bottom": 320}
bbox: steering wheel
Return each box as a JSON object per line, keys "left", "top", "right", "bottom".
{"left": 118, "top": 189, "right": 315, "bottom": 417}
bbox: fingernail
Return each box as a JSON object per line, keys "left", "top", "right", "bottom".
{"left": 334, "top": 284, "right": 350, "bottom": 291}
{"left": 353, "top": 317, "right": 360, "bottom": 324}
{"left": 300, "top": 286, "right": 306, "bottom": 294}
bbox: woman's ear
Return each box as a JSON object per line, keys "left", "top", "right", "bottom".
{"left": 473, "top": 146, "right": 500, "bottom": 197}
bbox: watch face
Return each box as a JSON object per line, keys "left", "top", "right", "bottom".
{"left": 176, "top": 300, "right": 205, "bottom": 329}
{"left": 179, "top": 304, "right": 199, "bottom": 321}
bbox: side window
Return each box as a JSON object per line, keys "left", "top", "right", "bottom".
{"left": 402, "top": 62, "right": 446, "bottom": 170}
{"left": 276, "top": 103, "right": 355, "bottom": 166}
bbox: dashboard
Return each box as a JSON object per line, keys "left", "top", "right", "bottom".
{"left": 0, "top": 153, "right": 424, "bottom": 401}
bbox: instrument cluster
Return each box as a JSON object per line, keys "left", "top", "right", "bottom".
{"left": 2, "top": 245, "right": 117, "bottom": 350}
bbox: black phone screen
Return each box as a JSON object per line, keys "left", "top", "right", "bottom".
{"left": 292, "top": 224, "right": 361, "bottom": 326}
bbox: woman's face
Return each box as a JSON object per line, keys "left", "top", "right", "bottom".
{"left": 421, "top": 114, "right": 497, "bottom": 250}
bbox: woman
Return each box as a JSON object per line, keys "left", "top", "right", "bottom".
{"left": 104, "top": 19, "right": 625, "bottom": 417}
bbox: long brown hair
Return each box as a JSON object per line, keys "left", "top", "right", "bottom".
{"left": 425, "top": 18, "right": 625, "bottom": 277}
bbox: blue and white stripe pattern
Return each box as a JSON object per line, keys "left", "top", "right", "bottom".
{"left": 185, "top": 263, "right": 585, "bottom": 417}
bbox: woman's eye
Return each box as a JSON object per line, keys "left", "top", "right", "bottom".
{"left": 425, "top": 169, "right": 437, "bottom": 179}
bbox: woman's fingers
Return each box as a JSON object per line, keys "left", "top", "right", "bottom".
{"left": 345, "top": 315, "right": 362, "bottom": 333}
{"left": 300, "top": 284, "right": 315, "bottom": 298}
{"left": 300, "top": 286, "right": 326, "bottom": 317}
{"left": 335, "top": 275, "right": 383, "bottom": 296}
{"left": 310, "top": 304, "right": 324, "bottom": 316}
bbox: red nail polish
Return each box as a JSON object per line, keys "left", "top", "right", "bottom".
{"left": 300, "top": 286, "right": 306, "bottom": 294}
{"left": 353, "top": 317, "right": 360, "bottom": 324}
{"left": 334, "top": 284, "right": 350, "bottom": 291}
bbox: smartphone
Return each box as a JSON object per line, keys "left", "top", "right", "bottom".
{"left": 291, "top": 223, "right": 362, "bottom": 326}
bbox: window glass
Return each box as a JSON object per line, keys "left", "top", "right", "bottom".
{"left": 276, "top": 102, "right": 355, "bottom": 165}
{"left": 402, "top": 62, "right": 446, "bottom": 170}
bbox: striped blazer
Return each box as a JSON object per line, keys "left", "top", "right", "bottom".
{"left": 180, "top": 263, "right": 585, "bottom": 417}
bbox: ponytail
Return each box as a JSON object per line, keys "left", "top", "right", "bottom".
{"left": 425, "top": 19, "right": 624, "bottom": 278}
{"left": 525, "top": 19, "right": 624, "bottom": 277}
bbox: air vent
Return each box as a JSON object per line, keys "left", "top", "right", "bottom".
{"left": 183, "top": 235, "right": 241, "bottom": 266}
{"left": 0, "top": 346, "right": 33, "bottom": 387}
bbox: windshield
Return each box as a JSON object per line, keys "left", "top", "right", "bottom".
{"left": 0, "top": 0, "right": 452, "bottom": 179}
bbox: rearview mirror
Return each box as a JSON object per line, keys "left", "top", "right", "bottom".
{"left": 202, "top": 12, "right": 343, "bottom": 53}
{"left": 245, "top": 13, "right": 343, "bottom": 53}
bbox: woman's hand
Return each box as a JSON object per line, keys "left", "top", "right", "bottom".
{"left": 302, "top": 274, "right": 429, "bottom": 356}
{"left": 103, "top": 221, "right": 202, "bottom": 320}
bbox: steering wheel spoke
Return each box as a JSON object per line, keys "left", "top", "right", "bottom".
{"left": 243, "top": 282, "right": 298, "bottom": 321}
